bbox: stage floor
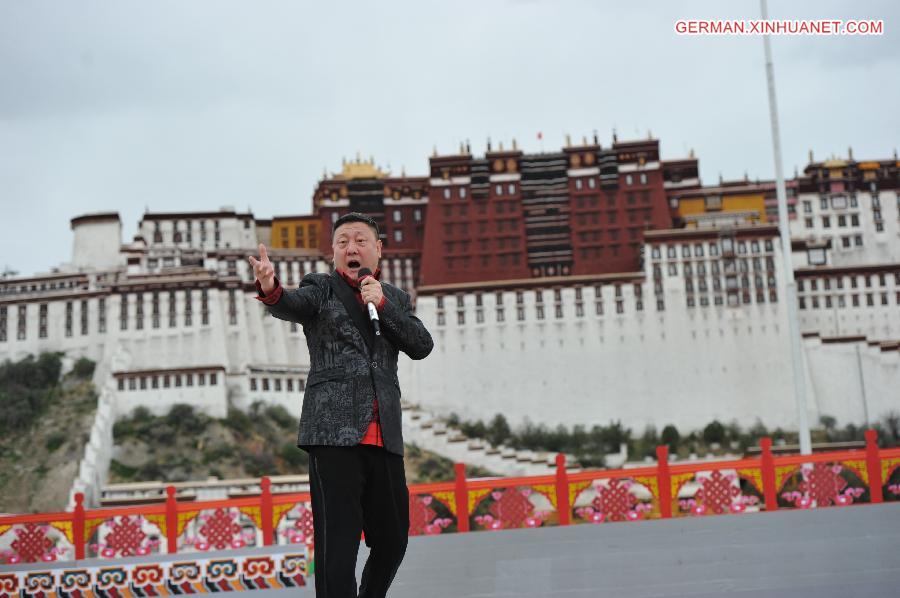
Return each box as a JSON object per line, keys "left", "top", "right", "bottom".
{"left": 261, "top": 501, "right": 900, "bottom": 597}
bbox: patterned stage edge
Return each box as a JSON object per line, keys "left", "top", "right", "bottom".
{"left": 0, "top": 550, "right": 308, "bottom": 597}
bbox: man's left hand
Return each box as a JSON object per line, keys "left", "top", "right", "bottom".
{"left": 360, "top": 276, "right": 384, "bottom": 307}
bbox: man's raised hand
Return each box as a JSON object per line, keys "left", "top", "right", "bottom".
{"left": 248, "top": 244, "right": 276, "bottom": 294}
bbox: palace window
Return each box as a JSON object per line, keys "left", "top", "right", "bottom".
{"left": 228, "top": 289, "right": 238, "bottom": 325}
{"left": 168, "top": 291, "right": 177, "bottom": 327}
{"left": 184, "top": 290, "right": 193, "bottom": 326}
{"left": 152, "top": 292, "right": 160, "bottom": 328}
{"left": 135, "top": 293, "right": 144, "bottom": 330}
{"left": 39, "top": 304, "right": 48, "bottom": 338}
{"left": 201, "top": 289, "right": 209, "bottom": 325}
{"left": 65, "top": 301, "right": 73, "bottom": 337}
{"left": 99, "top": 298, "right": 107, "bottom": 333}
{"left": 120, "top": 294, "right": 129, "bottom": 330}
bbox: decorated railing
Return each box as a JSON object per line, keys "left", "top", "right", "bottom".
{"left": 2, "top": 431, "right": 899, "bottom": 567}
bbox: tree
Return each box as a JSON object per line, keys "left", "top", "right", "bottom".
{"left": 702, "top": 420, "right": 726, "bottom": 445}
{"left": 661, "top": 424, "right": 680, "bottom": 451}
{"left": 486, "top": 414, "right": 511, "bottom": 447}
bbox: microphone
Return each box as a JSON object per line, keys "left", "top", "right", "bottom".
{"left": 357, "top": 268, "right": 381, "bottom": 336}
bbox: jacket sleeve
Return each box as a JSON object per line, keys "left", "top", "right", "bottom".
{"left": 379, "top": 288, "right": 434, "bottom": 360}
{"left": 260, "top": 273, "right": 326, "bottom": 324}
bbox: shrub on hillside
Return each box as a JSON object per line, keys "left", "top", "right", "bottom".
{"left": 225, "top": 407, "right": 253, "bottom": 434}
{"left": 0, "top": 353, "right": 63, "bottom": 433}
{"left": 71, "top": 357, "right": 96, "bottom": 380}
{"left": 266, "top": 405, "right": 297, "bottom": 430}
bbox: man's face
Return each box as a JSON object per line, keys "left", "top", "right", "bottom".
{"left": 332, "top": 221, "right": 382, "bottom": 279}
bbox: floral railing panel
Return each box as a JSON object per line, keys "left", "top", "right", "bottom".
{"left": 778, "top": 462, "right": 867, "bottom": 509}
{"left": 86, "top": 514, "right": 164, "bottom": 558}
{"left": 0, "top": 520, "right": 74, "bottom": 565}
{"left": 880, "top": 457, "right": 900, "bottom": 501}
{"left": 176, "top": 507, "right": 258, "bottom": 553}
{"left": 273, "top": 500, "right": 315, "bottom": 548}
{"left": 675, "top": 470, "right": 761, "bottom": 516}
{"left": 409, "top": 493, "right": 455, "bottom": 536}
{"left": 468, "top": 484, "right": 556, "bottom": 531}
{"left": 572, "top": 478, "right": 654, "bottom": 523}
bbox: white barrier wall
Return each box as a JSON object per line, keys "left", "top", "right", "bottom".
{"left": 804, "top": 337, "right": 900, "bottom": 426}
{"left": 69, "top": 383, "right": 116, "bottom": 509}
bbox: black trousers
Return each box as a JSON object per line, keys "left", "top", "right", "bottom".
{"left": 308, "top": 445, "right": 409, "bottom": 598}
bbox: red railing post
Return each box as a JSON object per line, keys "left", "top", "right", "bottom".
{"left": 261, "top": 476, "right": 274, "bottom": 545}
{"left": 73, "top": 492, "right": 86, "bottom": 560}
{"left": 760, "top": 437, "right": 778, "bottom": 511}
{"left": 454, "top": 463, "right": 469, "bottom": 532}
{"left": 165, "top": 485, "right": 178, "bottom": 554}
{"left": 865, "top": 429, "right": 884, "bottom": 504}
{"left": 555, "top": 454, "right": 570, "bottom": 526}
{"left": 656, "top": 445, "right": 672, "bottom": 518}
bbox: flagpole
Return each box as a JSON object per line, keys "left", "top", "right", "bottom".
{"left": 761, "top": 0, "right": 812, "bottom": 455}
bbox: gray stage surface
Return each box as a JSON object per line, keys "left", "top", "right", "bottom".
{"left": 257, "top": 502, "right": 900, "bottom": 597}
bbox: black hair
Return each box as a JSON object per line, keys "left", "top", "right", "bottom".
{"left": 332, "top": 212, "right": 379, "bottom": 237}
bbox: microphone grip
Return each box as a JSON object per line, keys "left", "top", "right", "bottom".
{"left": 367, "top": 301, "right": 381, "bottom": 336}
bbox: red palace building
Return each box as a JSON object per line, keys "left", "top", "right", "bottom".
{"left": 309, "top": 136, "right": 702, "bottom": 288}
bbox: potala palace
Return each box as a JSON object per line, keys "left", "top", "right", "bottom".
{"left": 1, "top": 138, "right": 898, "bottom": 505}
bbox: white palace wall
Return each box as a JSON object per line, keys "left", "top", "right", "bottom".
{"left": 403, "top": 285, "right": 804, "bottom": 434}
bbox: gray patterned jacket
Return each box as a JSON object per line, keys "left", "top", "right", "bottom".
{"left": 261, "top": 271, "right": 433, "bottom": 455}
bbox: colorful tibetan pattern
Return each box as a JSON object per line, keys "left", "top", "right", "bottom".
{"left": 0, "top": 552, "right": 308, "bottom": 598}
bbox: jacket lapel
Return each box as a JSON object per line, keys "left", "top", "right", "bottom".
{"left": 329, "top": 270, "right": 376, "bottom": 354}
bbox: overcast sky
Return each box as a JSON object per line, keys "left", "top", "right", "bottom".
{"left": 1, "top": 0, "right": 897, "bottom": 277}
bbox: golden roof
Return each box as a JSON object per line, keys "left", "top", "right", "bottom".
{"left": 335, "top": 155, "right": 388, "bottom": 180}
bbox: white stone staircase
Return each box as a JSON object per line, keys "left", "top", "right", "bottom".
{"left": 68, "top": 343, "right": 131, "bottom": 508}
{"left": 401, "top": 400, "right": 629, "bottom": 477}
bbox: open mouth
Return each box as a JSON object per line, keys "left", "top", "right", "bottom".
{"left": 348, "top": 260, "right": 361, "bottom": 269}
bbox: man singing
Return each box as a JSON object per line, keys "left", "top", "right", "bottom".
{"left": 249, "top": 212, "right": 434, "bottom": 597}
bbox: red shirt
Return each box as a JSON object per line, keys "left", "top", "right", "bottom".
{"left": 256, "top": 269, "right": 386, "bottom": 447}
